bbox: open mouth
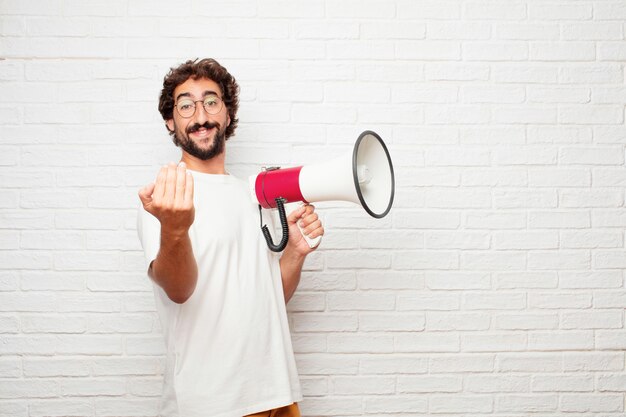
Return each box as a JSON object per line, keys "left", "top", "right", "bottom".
{"left": 190, "top": 127, "right": 215, "bottom": 139}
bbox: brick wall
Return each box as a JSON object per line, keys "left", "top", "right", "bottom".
{"left": 1, "top": 1, "right": 626, "bottom": 416}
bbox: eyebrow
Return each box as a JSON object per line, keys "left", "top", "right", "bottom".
{"left": 175, "top": 90, "right": 220, "bottom": 102}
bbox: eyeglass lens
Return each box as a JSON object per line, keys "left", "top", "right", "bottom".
{"left": 176, "top": 96, "right": 222, "bottom": 117}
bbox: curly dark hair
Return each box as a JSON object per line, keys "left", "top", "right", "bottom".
{"left": 158, "top": 58, "right": 240, "bottom": 140}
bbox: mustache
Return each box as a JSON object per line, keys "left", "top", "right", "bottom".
{"left": 187, "top": 122, "right": 220, "bottom": 134}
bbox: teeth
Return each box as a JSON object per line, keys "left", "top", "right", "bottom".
{"left": 190, "top": 127, "right": 215, "bottom": 136}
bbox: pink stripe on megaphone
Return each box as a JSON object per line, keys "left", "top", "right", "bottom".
{"left": 254, "top": 166, "right": 308, "bottom": 209}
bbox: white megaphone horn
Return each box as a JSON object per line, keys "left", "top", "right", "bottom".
{"left": 250, "top": 130, "right": 395, "bottom": 252}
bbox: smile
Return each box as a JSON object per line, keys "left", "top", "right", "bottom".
{"left": 190, "top": 127, "right": 214, "bottom": 139}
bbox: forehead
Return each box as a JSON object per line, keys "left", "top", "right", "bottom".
{"left": 174, "top": 77, "right": 222, "bottom": 99}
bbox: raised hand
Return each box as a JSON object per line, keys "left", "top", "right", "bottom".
{"left": 138, "top": 162, "right": 195, "bottom": 235}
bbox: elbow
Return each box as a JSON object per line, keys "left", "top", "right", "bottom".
{"left": 166, "top": 288, "right": 194, "bottom": 304}
{"left": 148, "top": 263, "right": 197, "bottom": 304}
{"left": 163, "top": 278, "right": 196, "bottom": 304}
{"left": 170, "top": 295, "right": 190, "bottom": 304}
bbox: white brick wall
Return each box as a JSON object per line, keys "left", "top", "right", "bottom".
{"left": 1, "top": 0, "right": 625, "bottom": 416}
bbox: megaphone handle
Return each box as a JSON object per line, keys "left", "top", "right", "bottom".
{"left": 297, "top": 203, "right": 322, "bottom": 249}
{"left": 260, "top": 198, "right": 289, "bottom": 253}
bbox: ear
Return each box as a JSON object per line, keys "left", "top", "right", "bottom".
{"left": 227, "top": 114, "right": 231, "bottom": 126}
{"left": 166, "top": 119, "right": 174, "bottom": 132}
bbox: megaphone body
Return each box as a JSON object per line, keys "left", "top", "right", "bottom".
{"left": 250, "top": 130, "right": 395, "bottom": 251}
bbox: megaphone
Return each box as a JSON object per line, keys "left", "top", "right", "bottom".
{"left": 250, "top": 130, "right": 395, "bottom": 252}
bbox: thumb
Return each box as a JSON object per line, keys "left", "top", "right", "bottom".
{"left": 138, "top": 183, "right": 155, "bottom": 207}
{"left": 287, "top": 204, "right": 307, "bottom": 225}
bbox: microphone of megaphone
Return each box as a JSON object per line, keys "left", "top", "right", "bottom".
{"left": 250, "top": 130, "right": 395, "bottom": 252}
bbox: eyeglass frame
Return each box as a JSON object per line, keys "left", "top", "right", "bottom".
{"left": 174, "top": 94, "right": 225, "bottom": 119}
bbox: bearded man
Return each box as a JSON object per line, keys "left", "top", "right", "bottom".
{"left": 137, "top": 58, "right": 323, "bottom": 417}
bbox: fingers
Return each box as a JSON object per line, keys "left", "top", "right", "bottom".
{"left": 164, "top": 162, "right": 177, "bottom": 206}
{"left": 142, "top": 162, "right": 195, "bottom": 230}
{"left": 297, "top": 204, "right": 316, "bottom": 225}
{"left": 301, "top": 219, "right": 324, "bottom": 238}
{"left": 297, "top": 204, "right": 324, "bottom": 238}
{"left": 287, "top": 204, "right": 307, "bottom": 225}
{"left": 300, "top": 216, "right": 324, "bottom": 237}
{"left": 175, "top": 162, "right": 187, "bottom": 204}
{"left": 152, "top": 165, "right": 168, "bottom": 205}
{"left": 150, "top": 162, "right": 193, "bottom": 209}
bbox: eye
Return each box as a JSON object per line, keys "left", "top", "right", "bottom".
{"left": 177, "top": 100, "right": 194, "bottom": 111}
{"left": 204, "top": 96, "right": 219, "bottom": 107}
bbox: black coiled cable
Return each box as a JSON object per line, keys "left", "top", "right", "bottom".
{"left": 260, "top": 197, "right": 289, "bottom": 252}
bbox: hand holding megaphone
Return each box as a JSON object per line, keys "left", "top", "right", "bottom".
{"left": 250, "top": 130, "right": 395, "bottom": 252}
{"left": 290, "top": 202, "right": 323, "bottom": 249}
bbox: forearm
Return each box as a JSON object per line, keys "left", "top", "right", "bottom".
{"left": 150, "top": 229, "right": 198, "bottom": 304}
{"left": 279, "top": 247, "right": 306, "bottom": 303}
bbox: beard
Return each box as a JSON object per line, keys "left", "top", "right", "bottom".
{"left": 172, "top": 121, "right": 226, "bottom": 161}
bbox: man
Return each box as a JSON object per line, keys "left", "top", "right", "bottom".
{"left": 137, "top": 58, "right": 323, "bottom": 417}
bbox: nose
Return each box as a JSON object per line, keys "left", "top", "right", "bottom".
{"left": 192, "top": 101, "right": 209, "bottom": 124}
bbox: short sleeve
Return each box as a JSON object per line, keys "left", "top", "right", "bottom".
{"left": 136, "top": 204, "right": 161, "bottom": 270}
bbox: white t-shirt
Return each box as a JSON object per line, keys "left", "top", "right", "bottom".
{"left": 137, "top": 171, "right": 302, "bottom": 417}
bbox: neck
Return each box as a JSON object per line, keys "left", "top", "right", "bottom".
{"left": 181, "top": 151, "right": 227, "bottom": 175}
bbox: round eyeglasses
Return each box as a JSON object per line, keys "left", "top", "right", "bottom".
{"left": 175, "top": 95, "right": 224, "bottom": 118}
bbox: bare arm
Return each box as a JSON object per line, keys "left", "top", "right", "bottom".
{"left": 139, "top": 162, "right": 197, "bottom": 304}
{"left": 280, "top": 247, "right": 306, "bottom": 304}
{"left": 280, "top": 204, "right": 324, "bottom": 303}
